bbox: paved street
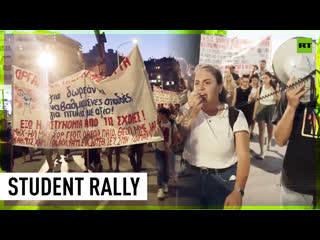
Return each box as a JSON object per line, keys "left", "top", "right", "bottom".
{"left": 5, "top": 126, "right": 287, "bottom": 208}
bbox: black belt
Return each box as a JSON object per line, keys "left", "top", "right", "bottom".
{"left": 186, "top": 162, "right": 234, "bottom": 175}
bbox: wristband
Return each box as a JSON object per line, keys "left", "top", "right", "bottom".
{"left": 235, "top": 188, "right": 244, "bottom": 197}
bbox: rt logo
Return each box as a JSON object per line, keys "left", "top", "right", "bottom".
{"left": 297, "top": 38, "right": 312, "bottom": 53}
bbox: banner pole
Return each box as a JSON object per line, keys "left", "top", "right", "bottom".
{"left": 10, "top": 64, "right": 14, "bottom": 173}
{"left": 85, "top": 70, "right": 90, "bottom": 172}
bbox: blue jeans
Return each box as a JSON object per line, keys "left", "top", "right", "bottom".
{"left": 176, "top": 162, "right": 237, "bottom": 208}
{"left": 155, "top": 149, "right": 169, "bottom": 188}
{"left": 169, "top": 152, "right": 176, "bottom": 177}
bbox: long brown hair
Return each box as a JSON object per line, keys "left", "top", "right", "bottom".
{"left": 262, "top": 72, "right": 276, "bottom": 90}
{"left": 195, "top": 64, "right": 228, "bottom": 104}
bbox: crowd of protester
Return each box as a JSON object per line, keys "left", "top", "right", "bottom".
{"left": 1, "top": 58, "right": 317, "bottom": 208}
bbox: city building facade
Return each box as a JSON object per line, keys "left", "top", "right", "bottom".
{"left": 3, "top": 32, "right": 85, "bottom": 117}
{"left": 144, "top": 57, "right": 181, "bottom": 91}
{"left": 82, "top": 46, "right": 124, "bottom": 77}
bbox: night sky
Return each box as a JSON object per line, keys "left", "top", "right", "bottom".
{"left": 65, "top": 30, "right": 319, "bottom": 67}
{"left": 65, "top": 34, "right": 173, "bottom": 60}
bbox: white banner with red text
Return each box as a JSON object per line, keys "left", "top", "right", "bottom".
{"left": 12, "top": 45, "right": 163, "bottom": 149}
{"left": 199, "top": 35, "right": 272, "bottom": 77}
{"left": 153, "top": 86, "right": 187, "bottom": 109}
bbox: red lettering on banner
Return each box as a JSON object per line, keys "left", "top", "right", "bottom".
{"left": 84, "top": 118, "right": 98, "bottom": 128}
{"left": 133, "top": 124, "right": 147, "bottom": 134}
{"left": 22, "top": 71, "right": 28, "bottom": 80}
{"left": 15, "top": 69, "right": 39, "bottom": 87}
{"left": 26, "top": 129, "right": 37, "bottom": 138}
{"left": 149, "top": 121, "right": 157, "bottom": 132}
{"left": 24, "top": 138, "right": 34, "bottom": 145}
{"left": 117, "top": 127, "right": 133, "bottom": 136}
{"left": 13, "top": 128, "right": 25, "bottom": 137}
{"left": 117, "top": 112, "right": 142, "bottom": 126}
{"left": 36, "top": 120, "right": 41, "bottom": 129}
{"left": 66, "top": 130, "right": 82, "bottom": 140}
{"left": 26, "top": 73, "right": 33, "bottom": 82}
{"left": 30, "top": 74, "right": 39, "bottom": 86}
{"left": 132, "top": 131, "right": 152, "bottom": 143}
{"left": 122, "top": 57, "right": 131, "bottom": 68}
{"left": 20, "top": 120, "right": 33, "bottom": 129}
{"left": 80, "top": 71, "right": 90, "bottom": 79}
{"left": 35, "top": 138, "right": 45, "bottom": 147}
{"left": 90, "top": 73, "right": 106, "bottom": 83}
{"left": 15, "top": 69, "right": 22, "bottom": 80}
{"left": 102, "top": 129, "right": 116, "bottom": 137}
{"left": 105, "top": 136, "right": 117, "bottom": 146}
{"left": 103, "top": 117, "right": 114, "bottom": 126}
{"left": 52, "top": 131, "right": 65, "bottom": 140}
{"left": 14, "top": 136, "right": 24, "bottom": 144}
{"left": 49, "top": 120, "right": 82, "bottom": 130}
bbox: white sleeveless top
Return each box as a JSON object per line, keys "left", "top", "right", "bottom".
{"left": 250, "top": 87, "right": 258, "bottom": 98}
{"left": 259, "top": 86, "right": 276, "bottom": 105}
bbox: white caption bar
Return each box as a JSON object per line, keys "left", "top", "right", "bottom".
{"left": 0, "top": 173, "right": 148, "bottom": 201}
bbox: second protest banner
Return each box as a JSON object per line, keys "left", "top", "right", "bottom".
{"left": 153, "top": 86, "right": 187, "bottom": 109}
{"left": 199, "top": 34, "right": 272, "bottom": 76}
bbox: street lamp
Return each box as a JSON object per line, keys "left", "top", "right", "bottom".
{"left": 116, "top": 39, "right": 138, "bottom": 66}
{"left": 37, "top": 51, "right": 54, "bottom": 131}
{"left": 38, "top": 52, "right": 54, "bottom": 69}
{"left": 38, "top": 52, "right": 54, "bottom": 88}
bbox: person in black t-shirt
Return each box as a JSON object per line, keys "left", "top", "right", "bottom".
{"left": 233, "top": 74, "right": 253, "bottom": 127}
{"left": 272, "top": 75, "right": 318, "bottom": 207}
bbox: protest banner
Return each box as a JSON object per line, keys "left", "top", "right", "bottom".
{"left": 153, "top": 86, "right": 187, "bottom": 109}
{"left": 199, "top": 35, "right": 272, "bottom": 77}
{"left": 12, "top": 45, "right": 163, "bottom": 149}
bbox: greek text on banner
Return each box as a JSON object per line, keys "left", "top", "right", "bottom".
{"left": 199, "top": 35, "right": 272, "bottom": 76}
{"left": 12, "top": 45, "right": 163, "bottom": 149}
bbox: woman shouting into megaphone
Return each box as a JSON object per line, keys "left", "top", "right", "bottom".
{"left": 175, "top": 64, "right": 250, "bottom": 209}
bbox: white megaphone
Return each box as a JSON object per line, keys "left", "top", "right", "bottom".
{"left": 272, "top": 37, "right": 316, "bottom": 104}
